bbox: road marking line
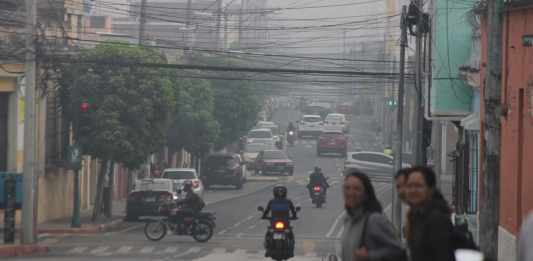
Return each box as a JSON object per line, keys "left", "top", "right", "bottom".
{"left": 116, "top": 246, "right": 133, "bottom": 254}
{"left": 90, "top": 246, "right": 110, "bottom": 254}
{"left": 163, "top": 246, "right": 178, "bottom": 253}
{"left": 213, "top": 247, "right": 227, "bottom": 253}
{"left": 173, "top": 247, "right": 202, "bottom": 258}
{"left": 68, "top": 246, "right": 88, "bottom": 254}
{"left": 326, "top": 211, "right": 345, "bottom": 238}
{"left": 336, "top": 224, "right": 345, "bottom": 239}
{"left": 218, "top": 229, "right": 227, "bottom": 235}
{"left": 140, "top": 246, "right": 155, "bottom": 254}
{"left": 247, "top": 224, "right": 257, "bottom": 230}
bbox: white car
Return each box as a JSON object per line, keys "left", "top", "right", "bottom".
{"left": 297, "top": 115, "right": 324, "bottom": 138}
{"left": 324, "top": 113, "right": 349, "bottom": 133}
{"left": 344, "top": 151, "right": 411, "bottom": 177}
{"left": 256, "top": 121, "right": 282, "bottom": 145}
{"left": 246, "top": 128, "right": 275, "bottom": 145}
{"left": 161, "top": 168, "right": 204, "bottom": 198}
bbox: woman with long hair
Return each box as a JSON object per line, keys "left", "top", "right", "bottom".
{"left": 340, "top": 170, "right": 405, "bottom": 261}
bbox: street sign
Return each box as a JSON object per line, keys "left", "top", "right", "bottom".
{"left": 67, "top": 144, "right": 82, "bottom": 171}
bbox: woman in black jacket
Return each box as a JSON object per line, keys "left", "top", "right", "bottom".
{"left": 406, "top": 166, "right": 455, "bottom": 261}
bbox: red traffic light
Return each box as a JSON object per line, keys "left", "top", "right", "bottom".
{"left": 80, "top": 102, "right": 90, "bottom": 112}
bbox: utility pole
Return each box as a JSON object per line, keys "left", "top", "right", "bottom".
{"left": 216, "top": 0, "right": 223, "bottom": 50}
{"left": 22, "top": 0, "right": 37, "bottom": 244}
{"left": 414, "top": 0, "right": 426, "bottom": 165}
{"left": 480, "top": 0, "right": 503, "bottom": 259}
{"left": 392, "top": 5, "right": 408, "bottom": 229}
{"left": 138, "top": 0, "right": 147, "bottom": 45}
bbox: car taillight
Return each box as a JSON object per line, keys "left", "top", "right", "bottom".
{"left": 274, "top": 221, "right": 285, "bottom": 230}
{"left": 192, "top": 180, "right": 200, "bottom": 188}
{"left": 313, "top": 186, "right": 321, "bottom": 192}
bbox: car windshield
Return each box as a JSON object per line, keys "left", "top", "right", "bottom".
{"left": 303, "top": 116, "right": 322, "bottom": 123}
{"left": 162, "top": 170, "right": 195, "bottom": 180}
{"left": 206, "top": 156, "right": 234, "bottom": 167}
{"left": 326, "top": 115, "right": 343, "bottom": 122}
{"left": 262, "top": 150, "right": 287, "bottom": 159}
{"left": 248, "top": 130, "right": 272, "bottom": 138}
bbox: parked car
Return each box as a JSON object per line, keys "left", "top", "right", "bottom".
{"left": 242, "top": 143, "right": 275, "bottom": 170}
{"left": 255, "top": 150, "right": 294, "bottom": 176}
{"left": 297, "top": 115, "right": 324, "bottom": 138}
{"left": 161, "top": 168, "right": 204, "bottom": 198}
{"left": 324, "top": 113, "right": 349, "bottom": 133}
{"left": 126, "top": 178, "right": 177, "bottom": 221}
{"left": 202, "top": 153, "right": 245, "bottom": 189}
{"left": 246, "top": 128, "right": 275, "bottom": 145}
{"left": 317, "top": 130, "right": 348, "bottom": 157}
{"left": 344, "top": 151, "right": 411, "bottom": 176}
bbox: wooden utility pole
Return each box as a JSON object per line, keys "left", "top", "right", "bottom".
{"left": 480, "top": 0, "right": 503, "bottom": 259}
{"left": 392, "top": 5, "right": 408, "bottom": 229}
{"left": 414, "top": 0, "right": 426, "bottom": 165}
{"left": 138, "top": 0, "right": 147, "bottom": 44}
{"left": 22, "top": 0, "right": 37, "bottom": 244}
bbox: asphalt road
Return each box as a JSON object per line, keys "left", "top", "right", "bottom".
{"left": 12, "top": 108, "right": 393, "bottom": 261}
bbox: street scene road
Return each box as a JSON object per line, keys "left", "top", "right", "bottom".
{"left": 8, "top": 108, "right": 392, "bottom": 261}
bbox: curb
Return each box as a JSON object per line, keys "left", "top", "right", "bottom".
{"left": 37, "top": 219, "right": 123, "bottom": 235}
{"left": 0, "top": 244, "right": 49, "bottom": 257}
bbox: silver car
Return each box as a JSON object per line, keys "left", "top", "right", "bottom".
{"left": 344, "top": 151, "right": 410, "bottom": 179}
{"left": 161, "top": 168, "right": 204, "bottom": 198}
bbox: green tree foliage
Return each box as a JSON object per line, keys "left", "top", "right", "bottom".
{"left": 56, "top": 43, "right": 171, "bottom": 169}
{"left": 166, "top": 75, "right": 219, "bottom": 156}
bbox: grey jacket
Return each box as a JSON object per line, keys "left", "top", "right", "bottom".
{"left": 519, "top": 213, "right": 533, "bottom": 261}
{"left": 340, "top": 208, "right": 405, "bottom": 261}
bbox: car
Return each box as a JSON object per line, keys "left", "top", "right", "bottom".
{"left": 324, "top": 113, "right": 349, "bottom": 133}
{"left": 255, "top": 150, "right": 294, "bottom": 176}
{"left": 125, "top": 178, "right": 177, "bottom": 221}
{"left": 344, "top": 151, "right": 411, "bottom": 176}
{"left": 246, "top": 128, "right": 275, "bottom": 145}
{"left": 242, "top": 143, "right": 276, "bottom": 170}
{"left": 297, "top": 115, "right": 324, "bottom": 138}
{"left": 202, "top": 153, "right": 245, "bottom": 189}
{"left": 317, "top": 130, "right": 348, "bottom": 157}
{"left": 161, "top": 168, "right": 204, "bottom": 198}
{"left": 256, "top": 121, "right": 283, "bottom": 146}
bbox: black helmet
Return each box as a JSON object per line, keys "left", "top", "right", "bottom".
{"left": 273, "top": 185, "right": 287, "bottom": 199}
{"left": 182, "top": 181, "right": 193, "bottom": 192}
{"left": 314, "top": 166, "right": 322, "bottom": 173}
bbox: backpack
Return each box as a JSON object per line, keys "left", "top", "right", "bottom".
{"left": 451, "top": 222, "right": 479, "bottom": 251}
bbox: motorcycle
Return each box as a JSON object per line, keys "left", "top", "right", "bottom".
{"left": 287, "top": 131, "right": 296, "bottom": 146}
{"left": 310, "top": 185, "right": 326, "bottom": 208}
{"left": 258, "top": 205, "right": 301, "bottom": 261}
{"left": 144, "top": 203, "right": 216, "bottom": 243}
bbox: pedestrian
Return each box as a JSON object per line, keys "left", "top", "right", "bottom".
{"left": 406, "top": 166, "right": 455, "bottom": 261}
{"left": 340, "top": 170, "right": 405, "bottom": 261}
{"left": 395, "top": 168, "right": 411, "bottom": 240}
{"left": 519, "top": 212, "right": 533, "bottom": 261}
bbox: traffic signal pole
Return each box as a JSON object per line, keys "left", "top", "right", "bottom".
{"left": 391, "top": 5, "right": 408, "bottom": 229}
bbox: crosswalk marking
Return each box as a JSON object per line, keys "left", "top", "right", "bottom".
{"left": 140, "top": 246, "right": 155, "bottom": 254}
{"left": 116, "top": 246, "right": 133, "bottom": 254}
{"left": 90, "top": 246, "right": 109, "bottom": 254}
{"left": 67, "top": 246, "right": 88, "bottom": 254}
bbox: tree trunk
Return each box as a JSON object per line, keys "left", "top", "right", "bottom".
{"left": 104, "top": 161, "right": 115, "bottom": 218}
{"left": 91, "top": 159, "right": 108, "bottom": 222}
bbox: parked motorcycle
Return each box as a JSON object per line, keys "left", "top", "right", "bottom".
{"left": 258, "top": 205, "right": 301, "bottom": 261}
{"left": 144, "top": 204, "right": 216, "bottom": 243}
{"left": 310, "top": 185, "right": 326, "bottom": 208}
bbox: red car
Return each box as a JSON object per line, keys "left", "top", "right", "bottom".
{"left": 317, "top": 131, "right": 348, "bottom": 157}
{"left": 255, "top": 150, "right": 294, "bottom": 176}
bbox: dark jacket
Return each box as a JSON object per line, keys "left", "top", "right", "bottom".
{"left": 308, "top": 172, "right": 329, "bottom": 188}
{"left": 408, "top": 194, "right": 455, "bottom": 261}
{"left": 176, "top": 191, "right": 205, "bottom": 213}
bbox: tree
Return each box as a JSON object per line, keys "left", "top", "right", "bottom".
{"left": 55, "top": 43, "right": 171, "bottom": 220}
{"left": 167, "top": 75, "right": 219, "bottom": 159}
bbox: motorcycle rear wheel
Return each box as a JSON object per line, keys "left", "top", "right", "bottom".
{"left": 192, "top": 220, "right": 214, "bottom": 243}
{"left": 144, "top": 221, "right": 167, "bottom": 241}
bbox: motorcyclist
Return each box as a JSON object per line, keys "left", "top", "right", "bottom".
{"left": 287, "top": 122, "right": 296, "bottom": 142}
{"left": 170, "top": 181, "right": 205, "bottom": 230}
{"left": 262, "top": 185, "right": 297, "bottom": 258}
{"left": 307, "top": 167, "right": 329, "bottom": 198}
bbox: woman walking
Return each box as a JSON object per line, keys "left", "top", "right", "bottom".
{"left": 340, "top": 170, "right": 405, "bottom": 261}
{"left": 406, "top": 166, "right": 455, "bottom": 261}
